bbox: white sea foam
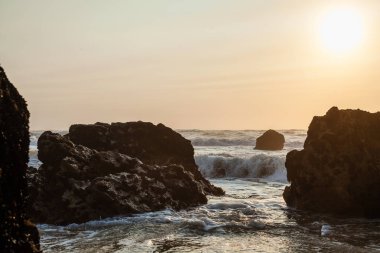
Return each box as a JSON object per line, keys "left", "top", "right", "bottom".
{"left": 206, "top": 201, "right": 251, "bottom": 210}
{"left": 29, "top": 130, "right": 295, "bottom": 182}
{"left": 195, "top": 154, "right": 287, "bottom": 182}
{"left": 32, "top": 129, "right": 380, "bottom": 253}
{"left": 179, "top": 129, "right": 306, "bottom": 149}
{"left": 321, "top": 224, "right": 332, "bottom": 236}
{"left": 179, "top": 130, "right": 257, "bottom": 146}
{"left": 37, "top": 172, "right": 380, "bottom": 253}
{"left": 191, "top": 137, "right": 254, "bottom": 146}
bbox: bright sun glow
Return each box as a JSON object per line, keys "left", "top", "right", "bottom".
{"left": 319, "top": 7, "right": 365, "bottom": 54}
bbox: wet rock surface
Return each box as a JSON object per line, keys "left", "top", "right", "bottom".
{"left": 0, "top": 66, "right": 40, "bottom": 252}
{"left": 255, "top": 129, "right": 285, "bottom": 150}
{"left": 284, "top": 107, "right": 380, "bottom": 217}
{"left": 68, "top": 122, "right": 223, "bottom": 195}
{"left": 28, "top": 125, "right": 224, "bottom": 225}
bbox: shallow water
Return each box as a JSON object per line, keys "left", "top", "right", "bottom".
{"left": 38, "top": 179, "right": 380, "bottom": 252}
{"left": 31, "top": 130, "right": 380, "bottom": 252}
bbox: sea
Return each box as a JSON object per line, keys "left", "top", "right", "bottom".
{"left": 29, "top": 130, "right": 380, "bottom": 252}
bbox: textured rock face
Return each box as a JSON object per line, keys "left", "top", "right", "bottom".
{"left": 28, "top": 129, "right": 222, "bottom": 225}
{"left": 284, "top": 107, "right": 380, "bottom": 217}
{"left": 68, "top": 122, "right": 223, "bottom": 195}
{"left": 255, "top": 129, "right": 285, "bottom": 150}
{"left": 0, "top": 66, "right": 40, "bottom": 252}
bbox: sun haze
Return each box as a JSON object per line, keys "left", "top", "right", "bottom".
{"left": 318, "top": 6, "right": 365, "bottom": 54}
{"left": 0, "top": 0, "right": 379, "bottom": 130}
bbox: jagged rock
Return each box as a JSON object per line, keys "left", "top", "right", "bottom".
{"left": 284, "top": 107, "right": 380, "bottom": 217}
{"left": 255, "top": 129, "right": 285, "bottom": 150}
{"left": 0, "top": 66, "right": 40, "bottom": 252}
{"left": 68, "top": 122, "right": 223, "bottom": 195}
{"left": 28, "top": 130, "right": 221, "bottom": 225}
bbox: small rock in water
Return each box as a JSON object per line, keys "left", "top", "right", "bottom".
{"left": 255, "top": 129, "right": 285, "bottom": 151}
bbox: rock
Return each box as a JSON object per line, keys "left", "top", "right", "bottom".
{"left": 0, "top": 66, "right": 40, "bottom": 252}
{"left": 68, "top": 122, "right": 223, "bottom": 195}
{"left": 284, "top": 107, "right": 380, "bottom": 217}
{"left": 28, "top": 130, "right": 220, "bottom": 225}
{"left": 255, "top": 130, "right": 285, "bottom": 150}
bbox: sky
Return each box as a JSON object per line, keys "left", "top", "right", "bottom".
{"left": 1, "top": 0, "right": 379, "bottom": 130}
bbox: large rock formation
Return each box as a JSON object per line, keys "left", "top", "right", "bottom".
{"left": 255, "top": 129, "right": 285, "bottom": 150}
{"left": 28, "top": 123, "right": 224, "bottom": 225}
{"left": 68, "top": 122, "right": 222, "bottom": 195}
{"left": 0, "top": 66, "right": 40, "bottom": 252}
{"left": 284, "top": 107, "right": 380, "bottom": 217}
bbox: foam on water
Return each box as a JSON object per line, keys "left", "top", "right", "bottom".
{"left": 37, "top": 179, "right": 380, "bottom": 252}
{"left": 31, "top": 130, "right": 380, "bottom": 252}
{"left": 191, "top": 137, "right": 254, "bottom": 146}
{"left": 29, "top": 132, "right": 41, "bottom": 167}
{"left": 321, "top": 224, "right": 332, "bottom": 236}
{"left": 195, "top": 154, "right": 287, "bottom": 182}
{"left": 178, "top": 129, "right": 306, "bottom": 148}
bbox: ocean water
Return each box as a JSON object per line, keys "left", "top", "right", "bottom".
{"left": 29, "top": 130, "right": 380, "bottom": 252}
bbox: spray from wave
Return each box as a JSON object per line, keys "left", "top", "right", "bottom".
{"left": 195, "top": 154, "right": 287, "bottom": 183}
{"left": 191, "top": 138, "right": 254, "bottom": 146}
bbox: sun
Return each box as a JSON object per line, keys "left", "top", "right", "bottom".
{"left": 318, "top": 7, "right": 365, "bottom": 54}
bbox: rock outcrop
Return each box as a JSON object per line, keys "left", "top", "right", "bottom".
{"left": 28, "top": 123, "right": 224, "bottom": 225}
{"left": 255, "top": 129, "right": 285, "bottom": 150}
{"left": 284, "top": 107, "right": 380, "bottom": 217}
{"left": 0, "top": 66, "right": 40, "bottom": 252}
{"left": 68, "top": 122, "right": 222, "bottom": 195}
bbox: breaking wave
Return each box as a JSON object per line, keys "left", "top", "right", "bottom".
{"left": 191, "top": 137, "right": 254, "bottom": 146}
{"left": 195, "top": 154, "right": 287, "bottom": 182}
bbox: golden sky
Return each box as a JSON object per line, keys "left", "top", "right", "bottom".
{"left": 1, "top": 0, "right": 379, "bottom": 130}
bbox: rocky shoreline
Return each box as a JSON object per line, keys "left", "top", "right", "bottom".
{"left": 28, "top": 123, "right": 224, "bottom": 225}
{"left": 2, "top": 63, "right": 380, "bottom": 252}
{"left": 284, "top": 107, "right": 380, "bottom": 218}
{"left": 0, "top": 66, "right": 40, "bottom": 252}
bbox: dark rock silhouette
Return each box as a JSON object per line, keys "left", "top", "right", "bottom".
{"left": 28, "top": 124, "right": 224, "bottom": 225}
{"left": 68, "top": 122, "right": 223, "bottom": 195}
{"left": 255, "top": 129, "right": 285, "bottom": 150}
{"left": 0, "top": 66, "right": 40, "bottom": 252}
{"left": 284, "top": 107, "right": 380, "bottom": 217}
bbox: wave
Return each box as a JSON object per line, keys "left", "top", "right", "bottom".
{"left": 195, "top": 154, "right": 287, "bottom": 182}
{"left": 29, "top": 148, "right": 41, "bottom": 167}
{"left": 191, "top": 137, "right": 304, "bottom": 148}
{"left": 191, "top": 138, "right": 254, "bottom": 146}
{"left": 285, "top": 141, "right": 305, "bottom": 149}
{"left": 38, "top": 205, "right": 265, "bottom": 236}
